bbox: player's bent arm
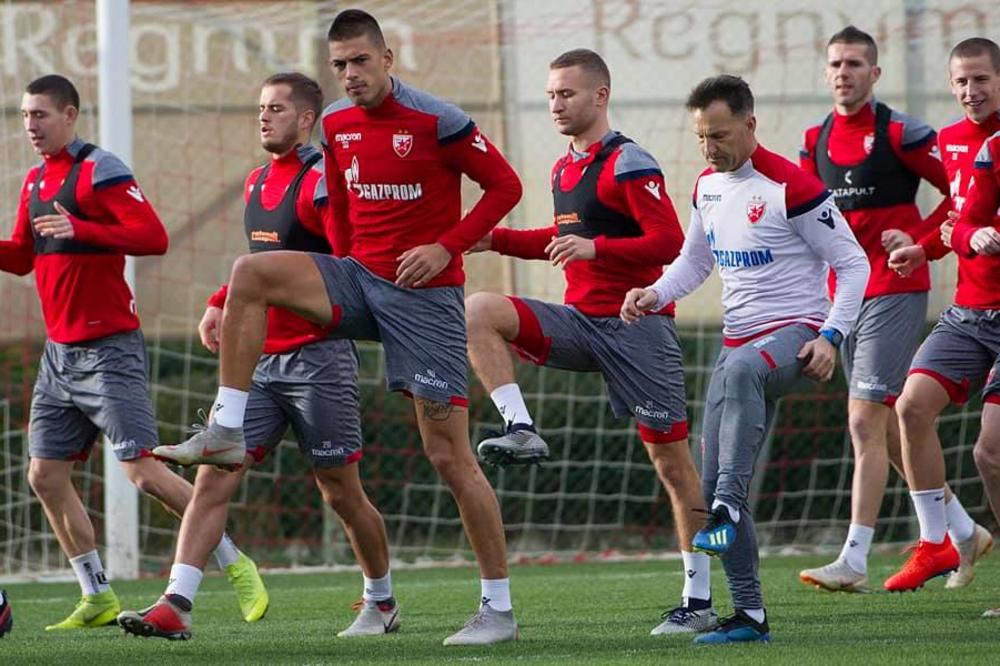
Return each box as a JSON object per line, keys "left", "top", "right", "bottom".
{"left": 436, "top": 130, "right": 523, "bottom": 255}
{"left": 322, "top": 145, "right": 353, "bottom": 258}
{"left": 0, "top": 193, "right": 37, "bottom": 275}
{"left": 888, "top": 244, "right": 928, "bottom": 278}
{"left": 794, "top": 197, "right": 869, "bottom": 337}
{"left": 897, "top": 127, "right": 952, "bottom": 241}
{"left": 490, "top": 225, "right": 555, "bottom": 260}
{"left": 594, "top": 174, "right": 685, "bottom": 265}
{"left": 646, "top": 208, "right": 714, "bottom": 311}
{"left": 72, "top": 179, "right": 168, "bottom": 255}
{"left": 952, "top": 165, "right": 1000, "bottom": 257}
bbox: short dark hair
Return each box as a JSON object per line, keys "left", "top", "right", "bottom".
{"left": 828, "top": 25, "right": 878, "bottom": 66}
{"left": 25, "top": 74, "right": 80, "bottom": 111}
{"left": 262, "top": 72, "right": 323, "bottom": 121}
{"left": 950, "top": 37, "right": 1000, "bottom": 72}
{"left": 685, "top": 75, "right": 754, "bottom": 116}
{"left": 550, "top": 48, "right": 611, "bottom": 88}
{"left": 327, "top": 9, "right": 386, "bottom": 50}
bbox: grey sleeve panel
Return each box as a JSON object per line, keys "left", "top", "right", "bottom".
{"left": 889, "top": 109, "right": 936, "bottom": 150}
{"left": 89, "top": 149, "right": 134, "bottom": 189}
{"left": 613, "top": 142, "right": 663, "bottom": 181}
{"left": 392, "top": 80, "right": 473, "bottom": 143}
{"left": 320, "top": 98, "right": 354, "bottom": 147}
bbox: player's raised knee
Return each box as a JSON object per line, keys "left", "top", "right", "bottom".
{"left": 895, "top": 387, "right": 938, "bottom": 429}
{"left": 973, "top": 436, "right": 1000, "bottom": 472}
{"left": 228, "top": 254, "right": 268, "bottom": 295}
{"left": 465, "top": 292, "right": 516, "bottom": 336}
{"left": 27, "top": 460, "right": 64, "bottom": 498}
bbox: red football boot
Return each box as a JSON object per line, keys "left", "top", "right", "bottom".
{"left": 883, "top": 535, "right": 960, "bottom": 592}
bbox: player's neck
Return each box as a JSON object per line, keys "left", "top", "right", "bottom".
{"left": 570, "top": 119, "right": 610, "bottom": 153}
{"left": 271, "top": 141, "right": 307, "bottom": 161}
{"left": 966, "top": 107, "right": 1000, "bottom": 126}
{"left": 835, "top": 94, "right": 873, "bottom": 117}
{"left": 41, "top": 137, "right": 74, "bottom": 159}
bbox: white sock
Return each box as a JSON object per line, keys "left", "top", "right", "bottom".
{"left": 946, "top": 495, "right": 976, "bottom": 543}
{"left": 69, "top": 550, "right": 110, "bottom": 596}
{"left": 480, "top": 578, "right": 512, "bottom": 612}
{"left": 681, "top": 550, "right": 711, "bottom": 604}
{"left": 911, "top": 488, "right": 948, "bottom": 543}
{"left": 212, "top": 386, "right": 248, "bottom": 428}
{"left": 838, "top": 523, "right": 874, "bottom": 574}
{"left": 165, "top": 563, "right": 204, "bottom": 603}
{"left": 490, "top": 383, "right": 533, "bottom": 427}
{"left": 712, "top": 498, "right": 740, "bottom": 523}
{"left": 363, "top": 572, "right": 393, "bottom": 602}
{"left": 212, "top": 533, "right": 241, "bottom": 569}
{"left": 742, "top": 607, "right": 765, "bottom": 624}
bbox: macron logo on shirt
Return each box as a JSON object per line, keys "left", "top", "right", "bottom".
{"left": 126, "top": 185, "right": 144, "bottom": 202}
{"left": 471, "top": 132, "right": 487, "bottom": 153}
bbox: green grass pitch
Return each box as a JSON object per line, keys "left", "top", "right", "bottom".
{"left": 2, "top": 553, "right": 998, "bottom": 664}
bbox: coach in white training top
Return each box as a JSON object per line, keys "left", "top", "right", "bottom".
{"left": 622, "top": 75, "right": 868, "bottom": 645}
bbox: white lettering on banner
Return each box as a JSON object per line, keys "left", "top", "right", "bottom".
{"left": 0, "top": 6, "right": 423, "bottom": 93}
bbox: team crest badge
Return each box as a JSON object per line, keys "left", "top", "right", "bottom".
{"left": 863, "top": 133, "right": 875, "bottom": 155}
{"left": 392, "top": 132, "right": 413, "bottom": 158}
{"left": 746, "top": 195, "right": 766, "bottom": 224}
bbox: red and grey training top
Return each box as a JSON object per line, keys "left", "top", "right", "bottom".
{"left": 947, "top": 126, "right": 1000, "bottom": 309}
{"left": 208, "top": 145, "right": 333, "bottom": 354}
{"left": 918, "top": 112, "right": 1000, "bottom": 309}
{"left": 800, "top": 100, "right": 950, "bottom": 298}
{"left": 0, "top": 137, "right": 168, "bottom": 344}
{"left": 321, "top": 77, "right": 522, "bottom": 288}
{"left": 491, "top": 130, "right": 685, "bottom": 317}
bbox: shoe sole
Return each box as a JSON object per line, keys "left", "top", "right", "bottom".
{"left": 695, "top": 632, "right": 770, "bottom": 645}
{"left": 884, "top": 566, "right": 958, "bottom": 592}
{"left": 338, "top": 622, "right": 401, "bottom": 637}
{"left": 477, "top": 444, "right": 549, "bottom": 467}
{"left": 799, "top": 573, "right": 868, "bottom": 594}
{"left": 44, "top": 612, "right": 119, "bottom": 631}
{"left": 691, "top": 544, "right": 727, "bottom": 557}
{"left": 118, "top": 615, "right": 191, "bottom": 641}
{"left": 443, "top": 628, "right": 519, "bottom": 646}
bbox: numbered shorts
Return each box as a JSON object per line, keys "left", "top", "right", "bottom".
{"left": 908, "top": 305, "right": 1000, "bottom": 405}
{"left": 508, "top": 297, "right": 688, "bottom": 442}
{"left": 310, "top": 255, "right": 468, "bottom": 405}
{"left": 244, "top": 337, "right": 363, "bottom": 468}
{"left": 842, "top": 292, "right": 928, "bottom": 406}
{"left": 29, "top": 329, "right": 158, "bottom": 462}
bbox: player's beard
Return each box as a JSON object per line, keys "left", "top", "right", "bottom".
{"left": 262, "top": 126, "right": 298, "bottom": 155}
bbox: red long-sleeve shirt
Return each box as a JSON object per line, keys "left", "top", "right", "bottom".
{"left": 208, "top": 145, "right": 333, "bottom": 354}
{"left": 801, "top": 101, "right": 950, "bottom": 298}
{"left": 491, "top": 131, "right": 684, "bottom": 317}
{"left": 945, "top": 125, "right": 1000, "bottom": 309}
{"left": 917, "top": 113, "right": 1000, "bottom": 309}
{"left": 321, "top": 77, "right": 522, "bottom": 287}
{"left": 0, "top": 138, "right": 167, "bottom": 343}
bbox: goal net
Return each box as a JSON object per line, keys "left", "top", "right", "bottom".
{"left": 1, "top": 0, "right": 998, "bottom": 579}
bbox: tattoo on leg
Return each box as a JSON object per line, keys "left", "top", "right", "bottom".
{"left": 418, "top": 398, "right": 454, "bottom": 421}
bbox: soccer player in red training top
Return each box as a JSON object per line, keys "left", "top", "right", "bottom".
{"left": 796, "top": 26, "right": 983, "bottom": 594}
{"left": 0, "top": 75, "right": 266, "bottom": 630}
{"left": 622, "top": 75, "right": 869, "bottom": 644}
{"left": 466, "top": 48, "right": 714, "bottom": 636}
{"left": 157, "top": 10, "right": 523, "bottom": 645}
{"left": 885, "top": 38, "right": 1000, "bottom": 599}
{"left": 118, "top": 74, "right": 394, "bottom": 640}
